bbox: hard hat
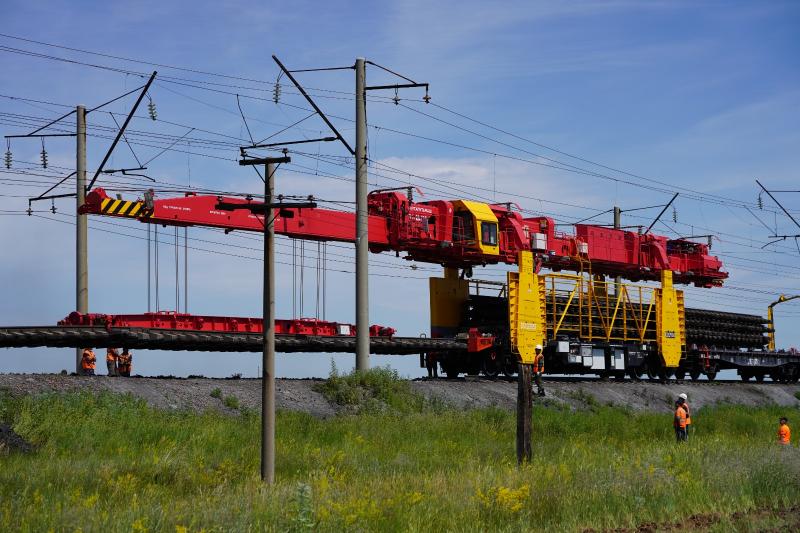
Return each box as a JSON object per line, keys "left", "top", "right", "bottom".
{"left": 535, "top": 344, "right": 543, "bottom": 351}
{"left": 678, "top": 393, "right": 687, "bottom": 400}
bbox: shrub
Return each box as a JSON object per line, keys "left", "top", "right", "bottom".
{"left": 210, "top": 388, "right": 222, "bottom": 399}
{"left": 223, "top": 395, "right": 240, "bottom": 410}
{"left": 314, "top": 362, "right": 427, "bottom": 413}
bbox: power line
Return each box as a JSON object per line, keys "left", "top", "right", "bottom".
{"left": 4, "top": 42, "right": 798, "bottom": 268}
{"left": 417, "top": 101, "right": 785, "bottom": 213}
{"left": 2, "top": 35, "right": 795, "bottom": 218}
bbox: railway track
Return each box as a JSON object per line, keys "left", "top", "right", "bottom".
{"left": 0, "top": 327, "right": 465, "bottom": 354}
{"left": 430, "top": 375, "right": 795, "bottom": 385}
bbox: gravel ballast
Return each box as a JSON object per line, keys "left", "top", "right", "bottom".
{"left": 0, "top": 374, "right": 798, "bottom": 416}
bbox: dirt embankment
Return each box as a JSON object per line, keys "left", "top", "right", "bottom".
{"left": 0, "top": 374, "right": 798, "bottom": 416}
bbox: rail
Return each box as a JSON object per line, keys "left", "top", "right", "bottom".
{"left": 0, "top": 327, "right": 467, "bottom": 354}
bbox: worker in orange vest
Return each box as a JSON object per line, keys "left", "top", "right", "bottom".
{"left": 674, "top": 398, "right": 688, "bottom": 442}
{"left": 679, "top": 393, "right": 691, "bottom": 439}
{"left": 106, "top": 347, "right": 119, "bottom": 377}
{"left": 80, "top": 348, "right": 96, "bottom": 376}
{"left": 778, "top": 417, "right": 791, "bottom": 446}
{"left": 533, "top": 345, "right": 545, "bottom": 397}
{"left": 117, "top": 349, "right": 133, "bottom": 377}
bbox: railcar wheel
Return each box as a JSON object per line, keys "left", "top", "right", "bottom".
{"left": 674, "top": 369, "right": 686, "bottom": 381}
{"left": 482, "top": 354, "right": 500, "bottom": 379}
{"left": 705, "top": 370, "right": 717, "bottom": 381}
{"left": 689, "top": 369, "right": 701, "bottom": 381}
{"left": 502, "top": 361, "right": 517, "bottom": 379}
{"left": 440, "top": 361, "right": 460, "bottom": 379}
{"left": 740, "top": 371, "right": 751, "bottom": 382}
{"left": 755, "top": 373, "right": 765, "bottom": 383}
{"left": 629, "top": 367, "right": 643, "bottom": 381}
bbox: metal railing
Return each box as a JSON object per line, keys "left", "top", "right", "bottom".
{"left": 542, "top": 273, "right": 657, "bottom": 343}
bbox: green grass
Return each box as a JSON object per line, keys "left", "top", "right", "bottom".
{"left": 209, "top": 388, "right": 221, "bottom": 399}
{"left": 0, "top": 373, "right": 798, "bottom": 532}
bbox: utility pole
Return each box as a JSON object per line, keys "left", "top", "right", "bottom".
{"left": 237, "top": 154, "right": 307, "bottom": 484}
{"left": 262, "top": 160, "right": 276, "bottom": 483}
{"left": 271, "top": 55, "right": 427, "bottom": 373}
{"left": 355, "top": 57, "right": 369, "bottom": 371}
{"left": 12, "top": 79, "right": 156, "bottom": 373}
{"left": 76, "top": 105, "right": 88, "bottom": 373}
{"left": 613, "top": 206, "right": 621, "bottom": 297}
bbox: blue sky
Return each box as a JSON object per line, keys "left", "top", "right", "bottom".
{"left": 1, "top": 0, "right": 799, "bottom": 377}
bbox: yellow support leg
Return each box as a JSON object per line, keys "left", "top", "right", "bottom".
{"left": 655, "top": 270, "right": 685, "bottom": 368}
{"left": 508, "top": 251, "right": 546, "bottom": 364}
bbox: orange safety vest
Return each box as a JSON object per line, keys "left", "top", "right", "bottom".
{"left": 778, "top": 424, "right": 791, "bottom": 445}
{"left": 534, "top": 353, "right": 545, "bottom": 373}
{"left": 81, "top": 349, "right": 96, "bottom": 370}
{"left": 106, "top": 348, "right": 118, "bottom": 363}
{"left": 674, "top": 406, "right": 687, "bottom": 429}
{"left": 118, "top": 353, "right": 132, "bottom": 373}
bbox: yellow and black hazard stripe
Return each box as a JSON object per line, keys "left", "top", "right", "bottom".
{"left": 99, "top": 198, "right": 149, "bottom": 218}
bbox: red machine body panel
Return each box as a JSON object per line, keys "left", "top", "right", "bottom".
{"left": 80, "top": 187, "right": 727, "bottom": 287}
{"left": 59, "top": 312, "right": 397, "bottom": 337}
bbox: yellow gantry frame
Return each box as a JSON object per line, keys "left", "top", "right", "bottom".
{"left": 544, "top": 270, "right": 684, "bottom": 367}
{"left": 429, "top": 254, "right": 685, "bottom": 368}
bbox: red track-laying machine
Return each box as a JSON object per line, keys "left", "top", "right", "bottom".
{"left": 71, "top": 186, "right": 799, "bottom": 383}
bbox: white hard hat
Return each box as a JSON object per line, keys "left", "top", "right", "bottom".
{"left": 678, "top": 393, "right": 687, "bottom": 400}
{"left": 535, "top": 344, "right": 543, "bottom": 351}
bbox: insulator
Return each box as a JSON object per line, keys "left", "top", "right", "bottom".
{"left": 757, "top": 193, "right": 763, "bottom": 209}
{"left": 3, "top": 150, "right": 11, "bottom": 169}
{"left": 672, "top": 206, "right": 677, "bottom": 223}
{"left": 273, "top": 82, "right": 281, "bottom": 104}
{"left": 40, "top": 140, "right": 48, "bottom": 169}
{"left": 392, "top": 88, "right": 400, "bottom": 105}
{"left": 50, "top": 199, "right": 56, "bottom": 214}
{"left": 423, "top": 88, "right": 431, "bottom": 104}
{"left": 147, "top": 97, "right": 157, "bottom": 121}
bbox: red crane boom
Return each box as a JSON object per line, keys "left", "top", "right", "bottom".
{"left": 80, "top": 187, "right": 727, "bottom": 286}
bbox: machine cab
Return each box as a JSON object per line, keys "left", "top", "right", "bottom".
{"left": 451, "top": 200, "right": 500, "bottom": 256}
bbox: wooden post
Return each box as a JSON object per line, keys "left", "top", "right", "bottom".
{"left": 516, "top": 362, "right": 533, "bottom": 464}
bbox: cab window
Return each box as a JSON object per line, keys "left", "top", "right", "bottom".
{"left": 481, "top": 222, "right": 498, "bottom": 246}
{"left": 453, "top": 212, "right": 475, "bottom": 243}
